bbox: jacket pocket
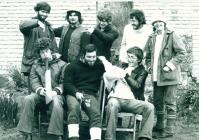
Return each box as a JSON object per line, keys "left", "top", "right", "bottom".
{"left": 161, "top": 69, "right": 177, "bottom": 81}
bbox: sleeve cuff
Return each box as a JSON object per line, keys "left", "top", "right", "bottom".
{"left": 54, "top": 87, "right": 63, "bottom": 95}
{"left": 35, "top": 87, "right": 43, "bottom": 94}
{"left": 166, "top": 61, "right": 176, "bottom": 71}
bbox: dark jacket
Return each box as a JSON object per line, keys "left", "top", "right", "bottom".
{"left": 19, "top": 17, "right": 58, "bottom": 74}
{"left": 30, "top": 58, "right": 66, "bottom": 94}
{"left": 54, "top": 24, "right": 90, "bottom": 62}
{"left": 91, "top": 24, "right": 119, "bottom": 60}
{"left": 145, "top": 30, "right": 186, "bottom": 86}
{"left": 125, "top": 64, "right": 148, "bottom": 101}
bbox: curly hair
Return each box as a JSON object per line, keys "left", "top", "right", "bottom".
{"left": 97, "top": 9, "right": 112, "bottom": 23}
{"left": 34, "top": 2, "right": 51, "bottom": 13}
{"left": 35, "top": 37, "right": 53, "bottom": 52}
{"left": 129, "top": 9, "right": 146, "bottom": 25}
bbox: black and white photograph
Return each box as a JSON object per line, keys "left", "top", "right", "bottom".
{"left": 0, "top": 0, "right": 198, "bottom": 140}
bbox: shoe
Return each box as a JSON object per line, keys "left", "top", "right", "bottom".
{"left": 158, "top": 131, "right": 174, "bottom": 138}
{"left": 153, "top": 126, "right": 163, "bottom": 132}
{"left": 21, "top": 133, "right": 32, "bottom": 140}
{"left": 152, "top": 130, "right": 173, "bottom": 139}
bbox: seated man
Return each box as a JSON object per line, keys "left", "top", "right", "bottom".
{"left": 99, "top": 47, "right": 154, "bottom": 140}
{"left": 17, "top": 37, "right": 66, "bottom": 140}
{"left": 63, "top": 44, "right": 105, "bottom": 140}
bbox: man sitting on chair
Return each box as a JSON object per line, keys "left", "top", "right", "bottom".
{"left": 99, "top": 47, "right": 154, "bottom": 140}
{"left": 63, "top": 44, "right": 105, "bottom": 140}
{"left": 17, "top": 37, "right": 66, "bottom": 140}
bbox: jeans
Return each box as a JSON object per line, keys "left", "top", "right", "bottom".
{"left": 17, "top": 93, "right": 64, "bottom": 135}
{"left": 105, "top": 97, "right": 154, "bottom": 140}
{"left": 66, "top": 94, "right": 101, "bottom": 128}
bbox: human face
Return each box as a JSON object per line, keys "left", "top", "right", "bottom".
{"left": 129, "top": 17, "right": 139, "bottom": 30}
{"left": 68, "top": 12, "right": 79, "bottom": 25}
{"left": 40, "top": 48, "right": 53, "bottom": 61}
{"left": 37, "top": 10, "right": 49, "bottom": 21}
{"left": 127, "top": 53, "right": 139, "bottom": 67}
{"left": 84, "top": 51, "right": 97, "bottom": 66}
{"left": 99, "top": 19, "right": 109, "bottom": 30}
{"left": 153, "top": 21, "right": 165, "bottom": 34}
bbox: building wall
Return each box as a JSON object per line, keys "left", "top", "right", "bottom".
{"left": 0, "top": 0, "right": 97, "bottom": 74}
{"left": 0, "top": 0, "right": 199, "bottom": 79}
{"left": 133, "top": 0, "right": 199, "bottom": 79}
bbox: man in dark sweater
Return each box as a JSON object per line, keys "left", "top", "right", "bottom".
{"left": 63, "top": 44, "right": 105, "bottom": 140}
{"left": 87, "top": 9, "right": 119, "bottom": 60}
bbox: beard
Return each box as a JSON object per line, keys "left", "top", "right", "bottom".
{"left": 84, "top": 60, "right": 96, "bottom": 67}
{"left": 37, "top": 14, "right": 47, "bottom": 21}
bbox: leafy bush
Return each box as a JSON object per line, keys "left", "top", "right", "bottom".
{"left": 0, "top": 66, "right": 28, "bottom": 128}
{"left": 8, "top": 65, "right": 27, "bottom": 89}
{"left": 177, "top": 80, "right": 199, "bottom": 123}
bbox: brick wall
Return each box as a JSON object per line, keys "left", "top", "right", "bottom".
{"left": 0, "top": 0, "right": 199, "bottom": 79}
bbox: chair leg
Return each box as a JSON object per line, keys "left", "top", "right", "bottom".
{"left": 133, "top": 115, "right": 137, "bottom": 140}
{"left": 38, "top": 111, "right": 41, "bottom": 140}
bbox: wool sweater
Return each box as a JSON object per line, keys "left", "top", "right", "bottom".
{"left": 63, "top": 59, "right": 105, "bottom": 96}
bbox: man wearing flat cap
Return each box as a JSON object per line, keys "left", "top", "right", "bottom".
{"left": 54, "top": 9, "right": 90, "bottom": 63}
{"left": 19, "top": 1, "right": 59, "bottom": 93}
{"left": 17, "top": 37, "right": 66, "bottom": 140}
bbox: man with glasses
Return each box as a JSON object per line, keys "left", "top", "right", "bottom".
{"left": 99, "top": 47, "right": 154, "bottom": 140}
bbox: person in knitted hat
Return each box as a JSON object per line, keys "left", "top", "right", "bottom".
{"left": 17, "top": 37, "right": 66, "bottom": 140}
{"left": 54, "top": 9, "right": 90, "bottom": 63}
{"left": 87, "top": 9, "right": 119, "bottom": 60}
{"left": 145, "top": 13, "right": 186, "bottom": 138}
{"left": 19, "top": 1, "right": 59, "bottom": 93}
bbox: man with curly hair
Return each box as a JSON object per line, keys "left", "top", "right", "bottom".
{"left": 19, "top": 1, "right": 59, "bottom": 93}
{"left": 87, "top": 9, "right": 119, "bottom": 60}
{"left": 17, "top": 37, "right": 66, "bottom": 140}
{"left": 54, "top": 9, "right": 90, "bottom": 63}
{"left": 119, "top": 9, "right": 152, "bottom": 64}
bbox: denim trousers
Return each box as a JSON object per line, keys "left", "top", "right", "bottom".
{"left": 105, "top": 97, "right": 154, "bottom": 140}
{"left": 17, "top": 93, "right": 64, "bottom": 135}
{"left": 66, "top": 94, "right": 101, "bottom": 128}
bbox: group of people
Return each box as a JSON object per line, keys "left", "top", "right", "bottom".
{"left": 17, "top": 1, "right": 186, "bottom": 140}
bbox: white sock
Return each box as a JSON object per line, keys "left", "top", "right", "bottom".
{"left": 68, "top": 124, "right": 79, "bottom": 138}
{"left": 90, "top": 127, "right": 101, "bottom": 140}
